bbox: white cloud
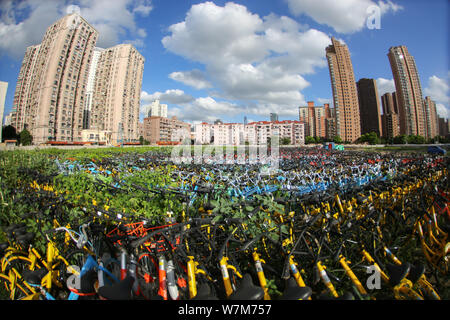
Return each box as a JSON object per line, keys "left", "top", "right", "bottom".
{"left": 376, "top": 77, "right": 395, "bottom": 96}
{"left": 0, "top": 0, "right": 151, "bottom": 59}
{"left": 317, "top": 98, "right": 332, "bottom": 105}
{"left": 162, "top": 2, "right": 330, "bottom": 119}
{"left": 286, "top": 0, "right": 402, "bottom": 34}
{"left": 141, "top": 89, "right": 195, "bottom": 106}
{"left": 424, "top": 75, "right": 449, "bottom": 118}
{"left": 169, "top": 70, "right": 212, "bottom": 89}
{"left": 168, "top": 97, "right": 240, "bottom": 122}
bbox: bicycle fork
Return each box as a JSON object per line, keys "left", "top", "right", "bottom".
{"left": 316, "top": 261, "right": 339, "bottom": 298}
{"left": 252, "top": 250, "right": 270, "bottom": 300}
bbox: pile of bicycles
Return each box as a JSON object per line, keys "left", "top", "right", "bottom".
{"left": 0, "top": 147, "right": 448, "bottom": 300}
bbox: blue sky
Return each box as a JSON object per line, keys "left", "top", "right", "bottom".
{"left": 0, "top": 0, "right": 448, "bottom": 125}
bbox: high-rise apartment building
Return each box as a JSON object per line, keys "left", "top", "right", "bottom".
{"left": 11, "top": 13, "right": 144, "bottom": 145}
{"left": 0, "top": 81, "right": 8, "bottom": 142}
{"left": 11, "top": 45, "right": 40, "bottom": 132}
{"left": 423, "top": 96, "right": 438, "bottom": 139}
{"left": 438, "top": 117, "right": 449, "bottom": 137}
{"left": 90, "top": 44, "right": 145, "bottom": 144}
{"left": 326, "top": 37, "right": 361, "bottom": 142}
{"left": 388, "top": 45, "right": 426, "bottom": 137}
{"left": 298, "top": 101, "right": 330, "bottom": 138}
{"left": 381, "top": 92, "right": 400, "bottom": 139}
{"left": 83, "top": 47, "right": 103, "bottom": 129}
{"left": 147, "top": 99, "right": 168, "bottom": 118}
{"left": 270, "top": 113, "right": 278, "bottom": 122}
{"left": 356, "top": 78, "right": 382, "bottom": 136}
{"left": 11, "top": 13, "right": 99, "bottom": 144}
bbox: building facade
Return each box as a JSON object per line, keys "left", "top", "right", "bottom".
{"left": 423, "top": 96, "right": 438, "bottom": 139}
{"left": 147, "top": 99, "right": 168, "bottom": 118}
{"left": 246, "top": 120, "right": 304, "bottom": 145}
{"left": 82, "top": 47, "right": 103, "bottom": 129}
{"left": 380, "top": 92, "right": 400, "bottom": 140}
{"left": 10, "top": 14, "right": 99, "bottom": 144}
{"left": 388, "top": 45, "right": 426, "bottom": 137}
{"left": 194, "top": 122, "right": 213, "bottom": 144}
{"left": 270, "top": 113, "right": 278, "bottom": 122}
{"left": 194, "top": 120, "right": 305, "bottom": 145}
{"left": 298, "top": 101, "right": 330, "bottom": 138}
{"left": 356, "top": 78, "right": 382, "bottom": 137}
{"left": 11, "top": 45, "right": 40, "bottom": 132}
{"left": 143, "top": 116, "right": 191, "bottom": 144}
{"left": 11, "top": 13, "right": 144, "bottom": 145}
{"left": 89, "top": 44, "right": 145, "bottom": 144}
{"left": 0, "top": 81, "right": 8, "bottom": 142}
{"left": 326, "top": 37, "right": 361, "bottom": 142}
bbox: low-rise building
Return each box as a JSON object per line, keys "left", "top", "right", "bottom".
{"left": 143, "top": 116, "right": 191, "bottom": 144}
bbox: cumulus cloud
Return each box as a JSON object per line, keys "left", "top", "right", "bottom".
{"left": 286, "top": 0, "right": 402, "bottom": 34}
{"left": 141, "top": 89, "right": 194, "bottom": 105}
{"left": 169, "top": 70, "right": 212, "bottom": 89}
{"left": 376, "top": 77, "right": 396, "bottom": 96}
{"left": 0, "top": 0, "right": 152, "bottom": 59}
{"left": 161, "top": 1, "right": 330, "bottom": 119}
{"left": 424, "top": 75, "right": 450, "bottom": 118}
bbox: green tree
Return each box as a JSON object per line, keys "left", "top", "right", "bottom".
{"left": 280, "top": 137, "right": 291, "bottom": 145}
{"left": 19, "top": 128, "right": 33, "bottom": 146}
{"left": 2, "top": 125, "right": 18, "bottom": 142}
{"left": 314, "top": 136, "right": 323, "bottom": 143}
{"left": 393, "top": 134, "right": 407, "bottom": 144}
{"left": 358, "top": 132, "right": 380, "bottom": 145}
{"left": 407, "top": 135, "right": 425, "bottom": 144}
{"left": 305, "top": 136, "right": 316, "bottom": 144}
{"left": 333, "top": 135, "right": 343, "bottom": 143}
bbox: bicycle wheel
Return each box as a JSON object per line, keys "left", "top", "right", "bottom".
{"left": 0, "top": 257, "right": 37, "bottom": 300}
{"left": 0, "top": 272, "right": 36, "bottom": 300}
{"left": 55, "top": 249, "right": 89, "bottom": 298}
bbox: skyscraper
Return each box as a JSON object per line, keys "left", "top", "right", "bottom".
{"left": 381, "top": 92, "right": 400, "bottom": 139}
{"left": 298, "top": 101, "right": 329, "bottom": 138}
{"left": 11, "top": 13, "right": 99, "bottom": 143}
{"left": 423, "top": 96, "right": 438, "bottom": 139}
{"left": 90, "top": 44, "right": 145, "bottom": 144}
{"left": 11, "top": 45, "right": 40, "bottom": 132}
{"left": 0, "top": 81, "right": 8, "bottom": 142}
{"left": 83, "top": 47, "right": 103, "bottom": 129}
{"left": 270, "top": 113, "right": 278, "bottom": 122}
{"left": 12, "top": 13, "right": 144, "bottom": 145}
{"left": 147, "top": 99, "right": 168, "bottom": 118}
{"left": 388, "top": 45, "right": 426, "bottom": 137}
{"left": 356, "top": 78, "right": 382, "bottom": 136}
{"left": 326, "top": 37, "right": 361, "bottom": 142}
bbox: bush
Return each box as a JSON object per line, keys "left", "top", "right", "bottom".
{"left": 19, "top": 128, "right": 33, "bottom": 146}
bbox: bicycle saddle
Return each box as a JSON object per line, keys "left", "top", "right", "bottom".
{"left": 385, "top": 262, "right": 410, "bottom": 286}
{"left": 229, "top": 273, "right": 264, "bottom": 300}
{"left": 23, "top": 268, "right": 48, "bottom": 285}
{"left": 191, "top": 283, "right": 219, "bottom": 300}
{"left": 281, "top": 277, "right": 312, "bottom": 300}
{"left": 407, "top": 263, "right": 425, "bottom": 283}
{"left": 15, "top": 232, "right": 35, "bottom": 247}
{"left": 98, "top": 275, "right": 135, "bottom": 300}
